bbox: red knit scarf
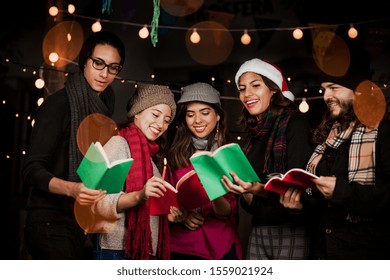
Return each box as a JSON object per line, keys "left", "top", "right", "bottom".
{"left": 119, "top": 123, "right": 169, "bottom": 259}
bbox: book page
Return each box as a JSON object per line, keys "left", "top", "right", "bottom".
{"left": 264, "top": 168, "right": 318, "bottom": 195}
{"left": 94, "top": 142, "right": 110, "bottom": 167}
{"left": 94, "top": 141, "right": 133, "bottom": 168}
{"left": 175, "top": 170, "right": 196, "bottom": 190}
{"left": 164, "top": 181, "right": 178, "bottom": 193}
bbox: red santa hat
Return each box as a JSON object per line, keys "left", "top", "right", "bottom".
{"left": 235, "top": 58, "right": 295, "bottom": 101}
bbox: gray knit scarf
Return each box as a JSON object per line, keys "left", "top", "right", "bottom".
{"left": 66, "top": 71, "right": 115, "bottom": 181}
{"left": 191, "top": 136, "right": 218, "bottom": 152}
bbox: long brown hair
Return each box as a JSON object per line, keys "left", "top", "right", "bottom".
{"left": 311, "top": 100, "right": 359, "bottom": 144}
{"left": 168, "top": 102, "right": 230, "bottom": 171}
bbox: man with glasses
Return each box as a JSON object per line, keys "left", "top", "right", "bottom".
{"left": 88, "top": 56, "right": 122, "bottom": 75}
{"left": 23, "top": 31, "right": 126, "bottom": 259}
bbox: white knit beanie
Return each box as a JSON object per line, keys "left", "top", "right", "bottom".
{"left": 235, "top": 58, "right": 295, "bottom": 101}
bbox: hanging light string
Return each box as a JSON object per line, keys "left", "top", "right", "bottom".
{"left": 2, "top": 57, "right": 389, "bottom": 102}
{"left": 52, "top": 8, "right": 390, "bottom": 35}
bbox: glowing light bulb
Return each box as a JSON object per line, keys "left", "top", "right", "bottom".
{"left": 139, "top": 25, "right": 149, "bottom": 39}
{"left": 92, "top": 21, "right": 102, "bottom": 32}
{"left": 49, "top": 6, "right": 59, "bottom": 17}
{"left": 67, "top": 33, "right": 72, "bottom": 41}
{"left": 35, "top": 78, "right": 45, "bottom": 89}
{"left": 348, "top": 25, "right": 358, "bottom": 39}
{"left": 299, "top": 98, "right": 309, "bottom": 113}
{"left": 241, "top": 30, "right": 251, "bottom": 45}
{"left": 293, "top": 28, "right": 303, "bottom": 40}
{"left": 68, "top": 4, "right": 76, "bottom": 14}
{"left": 190, "top": 29, "right": 201, "bottom": 44}
{"left": 37, "top": 97, "right": 44, "bottom": 106}
{"left": 49, "top": 52, "right": 59, "bottom": 63}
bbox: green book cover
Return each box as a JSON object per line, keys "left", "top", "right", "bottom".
{"left": 76, "top": 142, "right": 133, "bottom": 194}
{"left": 189, "top": 143, "right": 260, "bottom": 200}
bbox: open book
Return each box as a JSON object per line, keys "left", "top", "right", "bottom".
{"left": 189, "top": 143, "right": 260, "bottom": 200}
{"left": 264, "top": 168, "right": 319, "bottom": 195}
{"left": 76, "top": 142, "right": 133, "bottom": 194}
{"left": 149, "top": 170, "right": 210, "bottom": 215}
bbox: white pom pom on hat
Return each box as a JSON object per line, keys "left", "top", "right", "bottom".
{"left": 235, "top": 58, "right": 295, "bottom": 101}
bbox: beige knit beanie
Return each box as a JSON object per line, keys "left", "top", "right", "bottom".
{"left": 127, "top": 83, "right": 176, "bottom": 120}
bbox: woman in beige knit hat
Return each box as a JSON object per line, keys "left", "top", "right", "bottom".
{"left": 85, "top": 83, "right": 180, "bottom": 260}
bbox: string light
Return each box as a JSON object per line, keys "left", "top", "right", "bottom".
{"left": 2, "top": 56, "right": 390, "bottom": 118}
{"left": 37, "top": 97, "right": 44, "bottom": 106}
{"left": 44, "top": 7, "right": 390, "bottom": 49}
{"left": 34, "top": 78, "right": 45, "bottom": 89}
{"left": 299, "top": 98, "right": 309, "bottom": 113}
{"left": 138, "top": 25, "right": 149, "bottom": 39}
{"left": 240, "top": 29, "right": 251, "bottom": 45}
{"left": 48, "top": 52, "right": 59, "bottom": 63}
{"left": 91, "top": 20, "right": 102, "bottom": 32}
{"left": 348, "top": 24, "right": 358, "bottom": 39}
{"left": 68, "top": 4, "right": 76, "bottom": 14}
{"left": 293, "top": 28, "right": 303, "bottom": 40}
{"left": 48, "top": 6, "right": 59, "bottom": 17}
{"left": 190, "top": 28, "right": 201, "bottom": 44}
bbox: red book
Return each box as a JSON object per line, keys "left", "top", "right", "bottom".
{"left": 149, "top": 183, "right": 178, "bottom": 216}
{"left": 264, "top": 168, "right": 319, "bottom": 195}
{"left": 175, "top": 170, "right": 210, "bottom": 211}
{"left": 149, "top": 170, "right": 210, "bottom": 215}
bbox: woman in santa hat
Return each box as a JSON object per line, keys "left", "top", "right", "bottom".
{"left": 222, "top": 58, "right": 315, "bottom": 260}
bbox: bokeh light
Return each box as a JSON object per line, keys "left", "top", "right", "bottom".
{"left": 186, "top": 21, "right": 233, "bottom": 66}
{"left": 312, "top": 31, "right": 350, "bottom": 77}
{"left": 353, "top": 80, "right": 386, "bottom": 128}
{"left": 76, "top": 113, "right": 118, "bottom": 157}
{"left": 42, "top": 21, "right": 84, "bottom": 68}
{"left": 161, "top": 0, "right": 203, "bottom": 17}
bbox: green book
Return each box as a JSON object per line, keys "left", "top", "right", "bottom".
{"left": 76, "top": 142, "right": 133, "bottom": 194}
{"left": 189, "top": 143, "right": 260, "bottom": 200}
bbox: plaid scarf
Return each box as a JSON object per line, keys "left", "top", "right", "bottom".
{"left": 243, "top": 105, "right": 296, "bottom": 174}
{"left": 119, "top": 123, "right": 170, "bottom": 259}
{"left": 307, "top": 122, "right": 377, "bottom": 185}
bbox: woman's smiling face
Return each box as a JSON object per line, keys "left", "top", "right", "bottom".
{"left": 185, "top": 102, "right": 220, "bottom": 139}
{"left": 238, "top": 72, "right": 274, "bottom": 117}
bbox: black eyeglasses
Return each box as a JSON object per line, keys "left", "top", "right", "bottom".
{"left": 88, "top": 57, "right": 122, "bottom": 75}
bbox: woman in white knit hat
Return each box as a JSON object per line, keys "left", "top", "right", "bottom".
{"left": 222, "top": 58, "right": 314, "bottom": 260}
{"left": 167, "top": 82, "right": 242, "bottom": 260}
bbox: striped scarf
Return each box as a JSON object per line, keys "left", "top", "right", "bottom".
{"left": 307, "top": 122, "right": 377, "bottom": 185}
{"left": 243, "top": 105, "right": 296, "bottom": 174}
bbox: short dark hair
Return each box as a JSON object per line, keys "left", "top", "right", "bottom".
{"left": 78, "top": 31, "right": 125, "bottom": 71}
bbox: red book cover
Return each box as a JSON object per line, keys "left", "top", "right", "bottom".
{"left": 175, "top": 170, "right": 210, "bottom": 211}
{"left": 149, "top": 169, "right": 211, "bottom": 215}
{"left": 149, "top": 183, "right": 178, "bottom": 216}
{"left": 264, "top": 168, "right": 319, "bottom": 195}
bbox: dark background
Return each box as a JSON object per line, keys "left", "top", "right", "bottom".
{"left": 1, "top": 0, "right": 389, "bottom": 259}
